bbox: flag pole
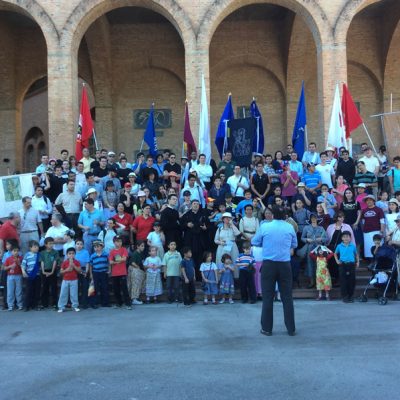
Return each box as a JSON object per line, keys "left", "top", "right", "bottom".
{"left": 92, "top": 130, "right": 99, "bottom": 151}
{"left": 362, "top": 122, "right": 378, "bottom": 154}
{"left": 223, "top": 93, "right": 231, "bottom": 156}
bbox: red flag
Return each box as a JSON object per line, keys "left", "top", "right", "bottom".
{"left": 183, "top": 100, "right": 197, "bottom": 156}
{"left": 341, "top": 83, "right": 363, "bottom": 139}
{"left": 75, "top": 86, "right": 94, "bottom": 160}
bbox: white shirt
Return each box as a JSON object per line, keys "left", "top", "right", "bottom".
{"left": 315, "top": 163, "right": 334, "bottom": 188}
{"left": 31, "top": 195, "right": 52, "bottom": 219}
{"left": 359, "top": 155, "right": 380, "bottom": 174}
{"left": 45, "top": 224, "right": 69, "bottom": 251}
{"left": 194, "top": 163, "right": 213, "bottom": 183}
{"left": 227, "top": 174, "right": 249, "bottom": 197}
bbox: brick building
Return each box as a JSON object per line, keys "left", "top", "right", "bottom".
{"left": 0, "top": 0, "right": 398, "bottom": 173}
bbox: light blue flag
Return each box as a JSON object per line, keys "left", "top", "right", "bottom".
{"left": 292, "top": 82, "right": 307, "bottom": 160}
{"left": 215, "top": 95, "right": 235, "bottom": 159}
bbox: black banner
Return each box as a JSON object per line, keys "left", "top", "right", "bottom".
{"left": 227, "top": 118, "right": 256, "bottom": 167}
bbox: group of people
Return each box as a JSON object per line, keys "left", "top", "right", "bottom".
{"left": 1, "top": 141, "right": 399, "bottom": 321}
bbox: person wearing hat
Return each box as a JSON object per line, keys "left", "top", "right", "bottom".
{"left": 85, "top": 187, "right": 101, "bottom": 211}
{"left": 291, "top": 182, "right": 312, "bottom": 213}
{"left": 89, "top": 240, "right": 110, "bottom": 308}
{"left": 355, "top": 183, "right": 368, "bottom": 210}
{"left": 125, "top": 172, "right": 140, "bottom": 197}
{"left": 385, "top": 198, "right": 400, "bottom": 236}
{"left": 107, "top": 151, "right": 118, "bottom": 169}
{"left": 361, "top": 195, "right": 385, "bottom": 259}
{"left": 214, "top": 212, "right": 241, "bottom": 278}
{"left": 324, "top": 146, "right": 337, "bottom": 169}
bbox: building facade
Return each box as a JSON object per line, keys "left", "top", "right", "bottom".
{"left": 0, "top": 0, "right": 398, "bottom": 174}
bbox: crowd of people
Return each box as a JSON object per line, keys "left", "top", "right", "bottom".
{"left": 1, "top": 140, "right": 399, "bottom": 312}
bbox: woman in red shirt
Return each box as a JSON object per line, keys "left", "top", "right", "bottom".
{"left": 114, "top": 202, "right": 133, "bottom": 245}
{"left": 131, "top": 204, "right": 155, "bottom": 246}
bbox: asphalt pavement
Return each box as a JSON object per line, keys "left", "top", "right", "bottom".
{"left": 1, "top": 300, "right": 400, "bottom": 400}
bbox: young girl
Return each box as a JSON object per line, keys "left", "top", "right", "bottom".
{"left": 143, "top": 246, "right": 163, "bottom": 303}
{"left": 331, "top": 175, "right": 348, "bottom": 208}
{"left": 102, "top": 181, "right": 118, "bottom": 219}
{"left": 147, "top": 222, "right": 165, "bottom": 259}
{"left": 127, "top": 241, "right": 146, "bottom": 305}
{"left": 218, "top": 254, "right": 235, "bottom": 304}
{"left": 376, "top": 191, "right": 389, "bottom": 214}
{"left": 97, "top": 218, "right": 117, "bottom": 253}
{"left": 309, "top": 245, "right": 334, "bottom": 300}
{"left": 200, "top": 251, "right": 219, "bottom": 305}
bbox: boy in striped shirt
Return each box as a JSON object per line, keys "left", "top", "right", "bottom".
{"left": 90, "top": 241, "right": 110, "bottom": 308}
{"left": 236, "top": 241, "right": 257, "bottom": 304}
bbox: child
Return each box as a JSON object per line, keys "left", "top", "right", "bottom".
{"left": 309, "top": 245, "right": 334, "bottom": 300}
{"left": 200, "top": 251, "right": 219, "bottom": 305}
{"left": 58, "top": 247, "right": 81, "bottom": 312}
{"left": 225, "top": 193, "right": 237, "bottom": 220}
{"left": 180, "top": 247, "right": 196, "bottom": 307}
{"left": 103, "top": 180, "right": 118, "bottom": 219}
{"left": 376, "top": 191, "right": 389, "bottom": 214}
{"left": 210, "top": 202, "right": 226, "bottom": 228}
{"left": 4, "top": 245, "right": 23, "bottom": 310}
{"left": 251, "top": 244, "right": 263, "bottom": 299}
{"left": 236, "top": 241, "right": 257, "bottom": 304}
{"left": 89, "top": 241, "right": 110, "bottom": 308}
{"left": 127, "top": 241, "right": 146, "bottom": 305}
{"left": 62, "top": 230, "right": 75, "bottom": 259}
{"left": 143, "top": 246, "right": 163, "bottom": 303}
{"left": 21, "top": 240, "right": 41, "bottom": 311}
{"left": 1, "top": 239, "right": 18, "bottom": 310}
{"left": 40, "top": 237, "right": 59, "bottom": 309}
{"left": 147, "top": 222, "right": 165, "bottom": 259}
{"left": 218, "top": 253, "right": 235, "bottom": 304}
{"left": 162, "top": 241, "right": 182, "bottom": 303}
{"left": 334, "top": 231, "right": 359, "bottom": 303}
{"left": 356, "top": 184, "right": 368, "bottom": 210}
{"left": 109, "top": 236, "right": 131, "bottom": 309}
{"left": 75, "top": 239, "right": 91, "bottom": 309}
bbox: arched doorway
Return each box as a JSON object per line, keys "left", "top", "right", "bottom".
{"left": 0, "top": 7, "right": 47, "bottom": 175}
{"left": 76, "top": 5, "right": 186, "bottom": 160}
{"left": 23, "top": 127, "right": 46, "bottom": 172}
{"left": 209, "top": 3, "right": 318, "bottom": 155}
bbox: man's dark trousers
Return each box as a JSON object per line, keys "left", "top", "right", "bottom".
{"left": 261, "top": 260, "right": 295, "bottom": 333}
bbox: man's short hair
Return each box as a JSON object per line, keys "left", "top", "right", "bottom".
{"left": 271, "top": 205, "right": 285, "bottom": 220}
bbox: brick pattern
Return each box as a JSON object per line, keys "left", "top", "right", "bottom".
{"left": 0, "top": 0, "right": 399, "bottom": 175}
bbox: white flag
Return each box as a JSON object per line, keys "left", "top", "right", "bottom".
{"left": 327, "top": 84, "right": 347, "bottom": 151}
{"left": 198, "top": 73, "right": 211, "bottom": 163}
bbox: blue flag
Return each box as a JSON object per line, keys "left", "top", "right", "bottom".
{"left": 143, "top": 104, "right": 158, "bottom": 156}
{"left": 292, "top": 82, "right": 307, "bottom": 160}
{"left": 250, "top": 100, "right": 264, "bottom": 154}
{"left": 215, "top": 95, "right": 235, "bottom": 159}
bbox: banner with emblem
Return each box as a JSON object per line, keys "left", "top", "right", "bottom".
{"left": 227, "top": 118, "right": 256, "bottom": 167}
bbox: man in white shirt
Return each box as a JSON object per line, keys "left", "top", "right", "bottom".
{"left": 31, "top": 186, "right": 53, "bottom": 231}
{"left": 194, "top": 153, "right": 213, "bottom": 190}
{"left": 227, "top": 165, "right": 249, "bottom": 203}
{"left": 315, "top": 152, "right": 335, "bottom": 189}
{"left": 301, "top": 142, "right": 321, "bottom": 169}
{"left": 181, "top": 174, "right": 205, "bottom": 207}
{"left": 359, "top": 147, "right": 380, "bottom": 176}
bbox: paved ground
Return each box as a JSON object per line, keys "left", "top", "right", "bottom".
{"left": 1, "top": 300, "right": 400, "bottom": 400}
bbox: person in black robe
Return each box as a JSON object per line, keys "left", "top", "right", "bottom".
{"left": 160, "top": 194, "right": 181, "bottom": 249}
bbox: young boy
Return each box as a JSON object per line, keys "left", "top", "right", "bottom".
{"left": 127, "top": 240, "right": 146, "bottom": 305}
{"left": 21, "top": 240, "right": 41, "bottom": 311}
{"left": 4, "top": 245, "right": 23, "bottom": 310}
{"left": 58, "top": 247, "right": 81, "bottom": 312}
{"left": 334, "top": 231, "right": 359, "bottom": 303}
{"left": 90, "top": 240, "right": 110, "bottom": 307}
{"left": 40, "top": 237, "right": 59, "bottom": 309}
{"left": 236, "top": 241, "right": 257, "bottom": 304}
{"left": 180, "top": 247, "right": 196, "bottom": 307}
{"left": 162, "top": 241, "right": 182, "bottom": 303}
{"left": 1, "top": 239, "right": 18, "bottom": 310}
{"left": 109, "top": 236, "right": 131, "bottom": 309}
{"left": 75, "top": 239, "right": 91, "bottom": 309}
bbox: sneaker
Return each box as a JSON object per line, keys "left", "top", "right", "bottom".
{"left": 184, "top": 304, "right": 192, "bottom": 308}
{"left": 18, "top": 307, "right": 23, "bottom": 311}
{"left": 219, "top": 298, "right": 225, "bottom": 304}
{"left": 229, "top": 299, "right": 234, "bottom": 304}
{"left": 57, "top": 309, "right": 64, "bottom": 313}
{"left": 125, "top": 305, "right": 132, "bottom": 310}
{"left": 132, "top": 299, "right": 143, "bottom": 305}
{"left": 112, "top": 304, "right": 118, "bottom": 309}
{"left": 8, "top": 308, "right": 13, "bottom": 311}
{"left": 73, "top": 308, "right": 80, "bottom": 312}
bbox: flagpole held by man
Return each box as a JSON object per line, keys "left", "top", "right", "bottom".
{"left": 141, "top": 103, "right": 158, "bottom": 156}
{"left": 215, "top": 93, "right": 235, "bottom": 159}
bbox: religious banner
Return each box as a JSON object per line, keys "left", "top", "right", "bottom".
{"left": 0, "top": 173, "right": 34, "bottom": 218}
{"left": 227, "top": 118, "right": 256, "bottom": 167}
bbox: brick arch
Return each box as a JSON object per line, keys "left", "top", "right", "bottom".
{"left": 0, "top": 0, "right": 59, "bottom": 46}
{"left": 211, "top": 55, "right": 285, "bottom": 98}
{"left": 384, "top": 19, "right": 400, "bottom": 102}
{"left": 348, "top": 60, "right": 382, "bottom": 93}
{"left": 60, "top": 0, "right": 195, "bottom": 55}
{"left": 334, "top": 0, "right": 383, "bottom": 44}
{"left": 198, "top": 0, "right": 329, "bottom": 51}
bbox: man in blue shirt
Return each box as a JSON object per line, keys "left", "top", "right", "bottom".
{"left": 252, "top": 206, "right": 297, "bottom": 336}
{"left": 77, "top": 198, "right": 105, "bottom": 253}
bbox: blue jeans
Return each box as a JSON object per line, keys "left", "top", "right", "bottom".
{"left": 58, "top": 279, "right": 79, "bottom": 309}
{"left": 7, "top": 275, "right": 23, "bottom": 309}
{"left": 92, "top": 271, "right": 109, "bottom": 306}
